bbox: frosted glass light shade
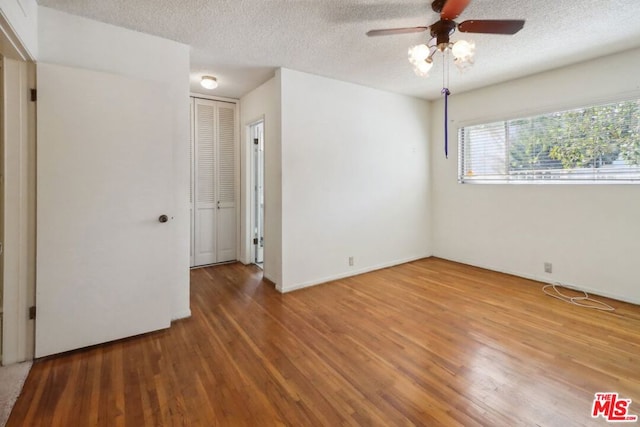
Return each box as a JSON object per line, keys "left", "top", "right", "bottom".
{"left": 201, "top": 76, "right": 218, "bottom": 90}
{"left": 408, "top": 44, "right": 430, "bottom": 64}
{"left": 413, "top": 59, "right": 433, "bottom": 77}
{"left": 451, "top": 40, "right": 475, "bottom": 61}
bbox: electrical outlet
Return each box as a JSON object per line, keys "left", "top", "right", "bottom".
{"left": 348, "top": 256, "right": 354, "bottom": 266}
{"left": 544, "top": 262, "right": 553, "bottom": 274}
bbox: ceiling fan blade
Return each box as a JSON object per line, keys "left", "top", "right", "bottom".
{"left": 366, "top": 26, "right": 429, "bottom": 37}
{"left": 440, "top": 0, "right": 471, "bottom": 20}
{"left": 458, "top": 19, "right": 525, "bottom": 34}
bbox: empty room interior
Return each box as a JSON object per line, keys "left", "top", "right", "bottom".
{"left": 1, "top": 0, "right": 639, "bottom": 425}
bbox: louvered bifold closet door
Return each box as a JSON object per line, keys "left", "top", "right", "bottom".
{"left": 189, "top": 101, "right": 195, "bottom": 266}
{"left": 194, "top": 99, "right": 218, "bottom": 266}
{"left": 215, "top": 102, "right": 237, "bottom": 262}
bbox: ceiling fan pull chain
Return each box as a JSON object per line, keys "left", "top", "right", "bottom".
{"left": 442, "top": 48, "right": 450, "bottom": 159}
{"left": 442, "top": 87, "right": 450, "bottom": 159}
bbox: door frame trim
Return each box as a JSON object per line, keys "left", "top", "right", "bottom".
{"left": 249, "top": 120, "right": 264, "bottom": 265}
{"left": 244, "top": 117, "right": 265, "bottom": 266}
{"left": 0, "top": 17, "right": 36, "bottom": 365}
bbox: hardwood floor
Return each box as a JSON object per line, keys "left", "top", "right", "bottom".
{"left": 8, "top": 258, "right": 640, "bottom": 426}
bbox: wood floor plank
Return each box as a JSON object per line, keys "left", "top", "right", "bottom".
{"left": 7, "top": 257, "right": 640, "bottom": 426}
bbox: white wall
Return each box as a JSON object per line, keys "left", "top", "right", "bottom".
{"left": 239, "top": 73, "right": 283, "bottom": 285}
{"left": 0, "top": 0, "right": 37, "bottom": 59}
{"left": 279, "top": 69, "right": 431, "bottom": 292}
{"left": 38, "top": 7, "right": 191, "bottom": 319}
{"left": 431, "top": 47, "right": 640, "bottom": 304}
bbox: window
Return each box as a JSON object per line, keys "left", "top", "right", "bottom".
{"left": 458, "top": 98, "right": 640, "bottom": 183}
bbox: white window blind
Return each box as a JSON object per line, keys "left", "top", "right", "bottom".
{"left": 459, "top": 98, "right": 640, "bottom": 183}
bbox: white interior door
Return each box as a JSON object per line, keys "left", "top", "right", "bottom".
{"left": 215, "top": 102, "right": 237, "bottom": 263}
{"left": 36, "top": 63, "right": 173, "bottom": 358}
{"left": 193, "top": 99, "right": 218, "bottom": 266}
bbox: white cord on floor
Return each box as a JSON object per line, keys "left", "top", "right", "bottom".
{"left": 542, "top": 283, "right": 615, "bottom": 311}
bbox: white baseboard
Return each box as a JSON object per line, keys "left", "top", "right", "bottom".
{"left": 435, "top": 255, "right": 640, "bottom": 306}
{"left": 263, "top": 272, "right": 278, "bottom": 286}
{"left": 171, "top": 309, "right": 192, "bottom": 321}
{"left": 278, "top": 253, "right": 432, "bottom": 293}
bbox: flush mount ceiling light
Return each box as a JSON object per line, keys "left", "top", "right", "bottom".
{"left": 200, "top": 76, "right": 218, "bottom": 90}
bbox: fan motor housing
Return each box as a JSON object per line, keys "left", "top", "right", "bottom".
{"left": 430, "top": 19, "right": 456, "bottom": 47}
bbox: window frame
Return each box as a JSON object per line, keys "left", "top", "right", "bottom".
{"left": 456, "top": 94, "right": 640, "bottom": 185}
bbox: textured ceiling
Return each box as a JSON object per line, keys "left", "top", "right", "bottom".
{"left": 37, "top": 0, "right": 640, "bottom": 100}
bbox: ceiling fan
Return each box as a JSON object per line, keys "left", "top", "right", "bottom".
{"left": 367, "top": 0, "right": 525, "bottom": 159}
{"left": 366, "top": 0, "right": 525, "bottom": 49}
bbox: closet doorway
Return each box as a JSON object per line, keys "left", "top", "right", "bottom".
{"left": 249, "top": 120, "right": 264, "bottom": 267}
{"left": 190, "top": 97, "right": 238, "bottom": 267}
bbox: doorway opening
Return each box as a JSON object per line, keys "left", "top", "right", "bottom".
{"left": 250, "top": 120, "right": 264, "bottom": 268}
{"left": 0, "top": 58, "right": 4, "bottom": 363}
{"left": 0, "top": 51, "right": 36, "bottom": 364}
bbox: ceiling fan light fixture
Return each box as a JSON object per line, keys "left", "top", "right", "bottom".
{"left": 408, "top": 44, "right": 431, "bottom": 64}
{"left": 454, "top": 55, "right": 474, "bottom": 73}
{"left": 200, "top": 76, "right": 218, "bottom": 90}
{"left": 413, "top": 58, "right": 434, "bottom": 77}
{"left": 451, "top": 39, "right": 475, "bottom": 61}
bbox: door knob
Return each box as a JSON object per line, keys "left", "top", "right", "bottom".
{"left": 159, "top": 215, "right": 169, "bottom": 223}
